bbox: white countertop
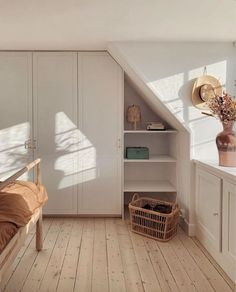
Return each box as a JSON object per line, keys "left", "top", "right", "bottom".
{"left": 194, "top": 159, "right": 236, "bottom": 183}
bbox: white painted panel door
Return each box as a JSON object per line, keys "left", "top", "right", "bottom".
{"left": 0, "top": 52, "right": 33, "bottom": 180}
{"left": 33, "top": 52, "right": 78, "bottom": 214}
{"left": 77, "top": 52, "right": 123, "bottom": 215}
{"left": 196, "top": 167, "right": 222, "bottom": 252}
{"left": 222, "top": 180, "right": 236, "bottom": 282}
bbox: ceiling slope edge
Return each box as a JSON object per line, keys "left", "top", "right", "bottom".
{"left": 108, "top": 43, "right": 189, "bottom": 132}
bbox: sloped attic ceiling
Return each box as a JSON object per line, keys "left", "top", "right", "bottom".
{"left": 0, "top": 0, "right": 235, "bottom": 50}
{"left": 108, "top": 44, "right": 188, "bottom": 132}
{"left": 123, "top": 71, "right": 186, "bottom": 132}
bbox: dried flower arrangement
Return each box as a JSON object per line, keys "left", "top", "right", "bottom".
{"left": 203, "top": 92, "right": 236, "bottom": 167}
{"left": 205, "top": 93, "right": 236, "bottom": 123}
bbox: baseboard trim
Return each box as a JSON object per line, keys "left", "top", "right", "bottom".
{"left": 193, "top": 237, "right": 236, "bottom": 289}
{"left": 179, "top": 217, "right": 196, "bottom": 236}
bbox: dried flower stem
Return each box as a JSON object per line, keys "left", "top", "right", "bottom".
{"left": 201, "top": 112, "right": 214, "bottom": 117}
{"left": 206, "top": 93, "right": 236, "bottom": 123}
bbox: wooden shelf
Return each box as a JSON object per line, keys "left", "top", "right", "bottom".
{"left": 124, "top": 155, "right": 176, "bottom": 163}
{"left": 124, "top": 130, "right": 177, "bottom": 134}
{"left": 124, "top": 180, "right": 176, "bottom": 192}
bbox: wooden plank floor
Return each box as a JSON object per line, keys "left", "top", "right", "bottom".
{"left": 0, "top": 218, "right": 234, "bottom": 292}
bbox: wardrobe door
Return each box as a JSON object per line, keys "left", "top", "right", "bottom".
{"left": 0, "top": 52, "right": 33, "bottom": 180}
{"left": 77, "top": 52, "right": 123, "bottom": 215}
{"left": 33, "top": 52, "right": 78, "bottom": 214}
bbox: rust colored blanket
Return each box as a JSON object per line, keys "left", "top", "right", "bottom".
{"left": 0, "top": 181, "right": 48, "bottom": 253}
{"left": 0, "top": 222, "right": 18, "bottom": 254}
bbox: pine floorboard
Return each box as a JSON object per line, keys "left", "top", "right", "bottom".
{"left": 1, "top": 217, "right": 235, "bottom": 292}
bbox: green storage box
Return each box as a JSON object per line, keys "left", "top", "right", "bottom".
{"left": 126, "top": 147, "right": 149, "bottom": 159}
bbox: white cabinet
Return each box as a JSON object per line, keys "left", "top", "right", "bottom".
{"left": 33, "top": 52, "right": 78, "bottom": 214}
{"left": 0, "top": 52, "right": 33, "bottom": 180}
{"left": 195, "top": 164, "right": 236, "bottom": 283}
{"left": 196, "top": 168, "right": 222, "bottom": 252}
{"left": 0, "top": 51, "right": 123, "bottom": 216}
{"left": 222, "top": 180, "right": 236, "bottom": 282}
{"left": 77, "top": 53, "right": 122, "bottom": 215}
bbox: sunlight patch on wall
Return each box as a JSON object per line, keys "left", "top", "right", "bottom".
{"left": 147, "top": 72, "right": 186, "bottom": 123}
{"left": 55, "top": 112, "right": 96, "bottom": 189}
{"left": 0, "top": 122, "right": 30, "bottom": 180}
{"left": 147, "top": 72, "right": 184, "bottom": 102}
{"left": 146, "top": 61, "right": 227, "bottom": 127}
{"left": 146, "top": 60, "right": 227, "bottom": 160}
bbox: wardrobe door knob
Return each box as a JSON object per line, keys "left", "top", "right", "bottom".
{"left": 24, "top": 139, "right": 36, "bottom": 149}
{"left": 117, "top": 138, "right": 121, "bottom": 149}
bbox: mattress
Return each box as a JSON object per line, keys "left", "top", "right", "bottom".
{"left": 0, "top": 180, "right": 48, "bottom": 253}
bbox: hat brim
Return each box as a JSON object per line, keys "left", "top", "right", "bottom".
{"left": 192, "top": 75, "right": 222, "bottom": 110}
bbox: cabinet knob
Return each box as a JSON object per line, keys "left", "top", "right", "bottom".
{"left": 213, "top": 212, "right": 219, "bottom": 216}
{"left": 24, "top": 139, "right": 36, "bottom": 150}
{"left": 117, "top": 138, "right": 121, "bottom": 149}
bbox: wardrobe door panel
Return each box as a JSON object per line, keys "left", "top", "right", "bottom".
{"left": 77, "top": 52, "right": 122, "bottom": 215}
{"left": 33, "top": 52, "right": 78, "bottom": 214}
{"left": 0, "top": 52, "right": 33, "bottom": 180}
{"left": 196, "top": 167, "right": 222, "bottom": 251}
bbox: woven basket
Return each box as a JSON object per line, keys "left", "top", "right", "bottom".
{"left": 129, "top": 193, "right": 179, "bottom": 242}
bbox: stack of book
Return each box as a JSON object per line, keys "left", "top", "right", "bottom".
{"left": 146, "top": 122, "right": 165, "bottom": 131}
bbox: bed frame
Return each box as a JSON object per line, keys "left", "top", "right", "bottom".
{"left": 0, "top": 159, "right": 43, "bottom": 283}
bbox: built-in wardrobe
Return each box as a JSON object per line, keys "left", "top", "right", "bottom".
{"left": 0, "top": 51, "right": 123, "bottom": 215}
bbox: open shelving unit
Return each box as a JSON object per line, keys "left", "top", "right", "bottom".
{"left": 124, "top": 154, "right": 176, "bottom": 163}
{"left": 123, "top": 76, "right": 178, "bottom": 207}
{"left": 124, "top": 130, "right": 177, "bottom": 134}
{"left": 124, "top": 180, "right": 176, "bottom": 192}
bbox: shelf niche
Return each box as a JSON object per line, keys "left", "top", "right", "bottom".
{"left": 123, "top": 75, "right": 178, "bottom": 205}
{"left": 124, "top": 76, "right": 172, "bottom": 131}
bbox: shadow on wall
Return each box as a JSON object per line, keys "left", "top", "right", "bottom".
{"left": 134, "top": 43, "right": 236, "bottom": 161}
{"left": 0, "top": 122, "right": 32, "bottom": 181}
{"left": 0, "top": 111, "right": 97, "bottom": 211}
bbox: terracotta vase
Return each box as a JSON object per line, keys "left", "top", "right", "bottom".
{"left": 216, "top": 121, "right": 236, "bottom": 167}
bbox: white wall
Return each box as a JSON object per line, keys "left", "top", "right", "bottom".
{"left": 109, "top": 42, "right": 235, "bottom": 161}
{"left": 109, "top": 42, "right": 235, "bottom": 234}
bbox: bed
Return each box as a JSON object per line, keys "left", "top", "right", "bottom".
{"left": 0, "top": 159, "right": 48, "bottom": 283}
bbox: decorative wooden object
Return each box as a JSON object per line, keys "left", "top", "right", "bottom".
{"left": 0, "top": 159, "right": 43, "bottom": 283}
{"left": 127, "top": 104, "right": 141, "bottom": 130}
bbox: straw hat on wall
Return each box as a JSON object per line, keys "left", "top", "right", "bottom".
{"left": 192, "top": 75, "right": 222, "bottom": 109}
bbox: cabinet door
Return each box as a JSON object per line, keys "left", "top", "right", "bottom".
{"left": 196, "top": 167, "right": 222, "bottom": 251}
{"left": 222, "top": 180, "right": 236, "bottom": 282}
{"left": 0, "top": 52, "right": 33, "bottom": 180}
{"left": 77, "top": 52, "right": 123, "bottom": 215}
{"left": 33, "top": 52, "right": 78, "bottom": 214}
